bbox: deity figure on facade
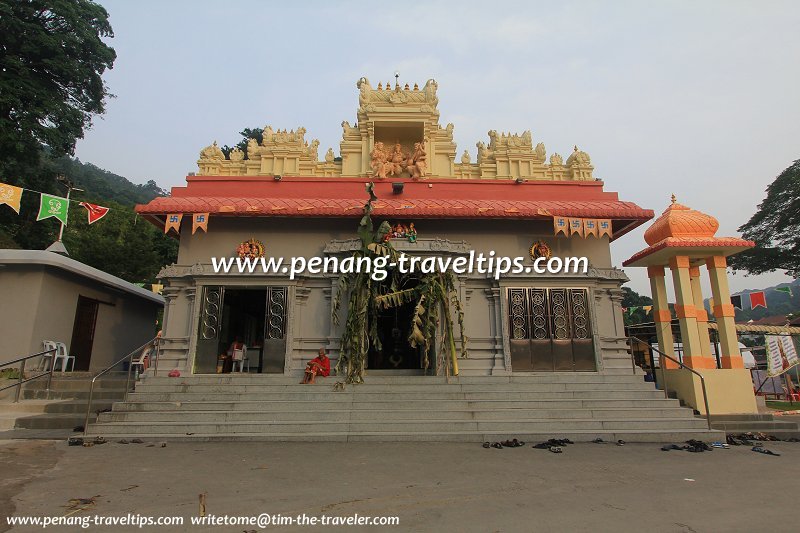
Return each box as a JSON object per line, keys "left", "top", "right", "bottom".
{"left": 410, "top": 142, "right": 427, "bottom": 179}
{"left": 370, "top": 142, "right": 389, "bottom": 179}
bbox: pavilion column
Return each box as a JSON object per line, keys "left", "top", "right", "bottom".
{"left": 668, "top": 256, "right": 703, "bottom": 367}
{"left": 647, "top": 265, "right": 677, "bottom": 369}
{"left": 706, "top": 255, "right": 743, "bottom": 369}
{"left": 688, "top": 266, "right": 715, "bottom": 368}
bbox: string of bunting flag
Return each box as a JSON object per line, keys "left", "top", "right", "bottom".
{"left": 0, "top": 181, "right": 110, "bottom": 225}
{"left": 164, "top": 213, "right": 210, "bottom": 235}
{"left": 553, "top": 216, "right": 612, "bottom": 238}
{"left": 623, "top": 286, "right": 795, "bottom": 319}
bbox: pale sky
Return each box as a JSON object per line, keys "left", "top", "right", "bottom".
{"left": 77, "top": 0, "right": 800, "bottom": 296}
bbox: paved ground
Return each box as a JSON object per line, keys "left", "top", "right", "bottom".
{"left": 1, "top": 438, "right": 797, "bottom": 532}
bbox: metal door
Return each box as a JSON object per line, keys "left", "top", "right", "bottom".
{"left": 262, "top": 287, "right": 287, "bottom": 373}
{"left": 507, "top": 287, "right": 596, "bottom": 372}
{"left": 195, "top": 286, "right": 224, "bottom": 373}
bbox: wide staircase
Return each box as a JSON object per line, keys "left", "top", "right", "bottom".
{"left": 5, "top": 373, "right": 128, "bottom": 431}
{"left": 84, "top": 373, "right": 722, "bottom": 442}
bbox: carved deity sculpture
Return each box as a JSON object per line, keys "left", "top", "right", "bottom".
{"left": 522, "top": 130, "right": 532, "bottom": 145}
{"left": 246, "top": 138, "right": 259, "bottom": 158}
{"left": 423, "top": 79, "right": 438, "bottom": 106}
{"left": 370, "top": 142, "right": 389, "bottom": 179}
{"left": 550, "top": 153, "right": 563, "bottom": 166}
{"left": 262, "top": 126, "right": 274, "bottom": 144}
{"left": 357, "top": 77, "right": 372, "bottom": 109}
{"left": 325, "top": 148, "right": 335, "bottom": 163}
{"left": 476, "top": 141, "right": 489, "bottom": 162}
{"left": 390, "top": 143, "right": 407, "bottom": 176}
{"left": 488, "top": 130, "right": 498, "bottom": 150}
{"left": 229, "top": 147, "right": 244, "bottom": 161}
{"left": 534, "top": 142, "right": 546, "bottom": 160}
{"left": 461, "top": 150, "right": 471, "bottom": 164}
{"left": 200, "top": 141, "right": 224, "bottom": 160}
{"left": 306, "top": 139, "right": 320, "bottom": 161}
{"left": 409, "top": 142, "right": 427, "bottom": 179}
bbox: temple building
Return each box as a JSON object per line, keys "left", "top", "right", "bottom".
{"left": 136, "top": 78, "right": 653, "bottom": 377}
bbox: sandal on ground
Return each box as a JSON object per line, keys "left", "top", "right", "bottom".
{"left": 616, "top": 440, "right": 626, "bottom": 446}
{"left": 752, "top": 446, "right": 780, "bottom": 456}
{"left": 482, "top": 442, "right": 491, "bottom": 448}
{"left": 549, "top": 446, "right": 563, "bottom": 453}
{"left": 491, "top": 442, "right": 503, "bottom": 449}
{"left": 592, "top": 438, "right": 605, "bottom": 444}
{"left": 533, "top": 442, "right": 550, "bottom": 449}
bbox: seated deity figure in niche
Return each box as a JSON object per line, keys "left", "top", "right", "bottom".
{"left": 370, "top": 142, "right": 389, "bottom": 179}
{"left": 390, "top": 143, "right": 407, "bottom": 176}
{"left": 409, "top": 142, "right": 427, "bottom": 179}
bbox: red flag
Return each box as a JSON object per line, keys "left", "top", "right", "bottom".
{"left": 749, "top": 291, "right": 767, "bottom": 309}
{"left": 79, "top": 202, "right": 110, "bottom": 224}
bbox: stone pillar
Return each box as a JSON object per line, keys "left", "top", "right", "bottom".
{"left": 648, "top": 265, "right": 676, "bottom": 368}
{"left": 688, "top": 266, "right": 715, "bottom": 368}
{"left": 706, "top": 255, "right": 743, "bottom": 368}
{"left": 669, "top": 256, "right": 703, "bottom": 367}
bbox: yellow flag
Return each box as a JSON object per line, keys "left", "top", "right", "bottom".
{"left": 568, "top": 218, "right": 584, "bottom": 237}
{"left": 553, "top": 216, "right": 569, "bottom": 237}
{"left": 583, "top": 219, "right": 598, "bottom": 238}
{"left": 0, "top": 182, "right": 23, "bottom": 214}
{"left": 192, "top": 213, "right": 209, "bottom": 234}
{"left": 598, "top": 219, "right": 612, "bottom": 238}
{"left": 165, "top": 214, "right": 183, "bottom": 234}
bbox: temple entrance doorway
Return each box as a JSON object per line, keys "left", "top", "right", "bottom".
{"left": 194, "top": 286, "right": 288, "bottom": 374}
{"left": 368, "top": 278, "right": 428, "bottom": 372}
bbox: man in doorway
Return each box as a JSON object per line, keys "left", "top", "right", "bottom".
{"left": 300, "top": 348, "right": 330, "bottom": 384}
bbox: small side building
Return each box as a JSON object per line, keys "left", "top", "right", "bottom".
{"left": 0, "top": 250, "right": 164, "bottom": 371}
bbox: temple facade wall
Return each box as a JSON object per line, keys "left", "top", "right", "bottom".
{"left": 156, "top": 217, "right": 628, "bottom": 376}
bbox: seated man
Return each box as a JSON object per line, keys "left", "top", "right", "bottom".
{"left": 300, "top": 348, "right": 330, "bottom": 384}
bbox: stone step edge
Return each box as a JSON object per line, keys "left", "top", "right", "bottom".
{"left": 90, "top": 416, "right": 707, "bottom": 427}
{"left": 81, "top": 429, "right": 724, "bottom": 442}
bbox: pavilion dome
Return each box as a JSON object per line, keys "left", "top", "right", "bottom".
{"left": 643, "top": 196, "right": 719, "bottom": 246}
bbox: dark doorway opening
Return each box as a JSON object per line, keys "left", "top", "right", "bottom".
{"left": 220, "top": 289, "right": 266, "bottom": 372}
{"left": 70, "top": 296, "right": 99, "bottom": 371}
{"left": 369, "top": 278, "right": 428, "bottom": 371}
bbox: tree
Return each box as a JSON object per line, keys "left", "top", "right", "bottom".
{"left": 622, "top": 286, "right": 653, "bottom": 326}
{"left": 0, "top": 0, "right": 116, "bottom": 165}
{"left": 728, "top": 160, "right": 800, "bottom": 278}
{"left": 221, "top": 127, "right": 264, "bottom": 159}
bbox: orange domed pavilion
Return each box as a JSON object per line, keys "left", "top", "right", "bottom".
{"left": 624, "top": 196, "right": 757, "bottom": 414}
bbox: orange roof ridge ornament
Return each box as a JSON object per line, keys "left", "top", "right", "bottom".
{"left": 624, "top": 198, "right": 754, "bottom": 267}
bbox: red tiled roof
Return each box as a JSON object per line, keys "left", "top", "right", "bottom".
{"left": 136, "top": 176, "right": 654, "bottom": 240}
{"left": 136, "top": 195, "right": 651, "bottom": 220}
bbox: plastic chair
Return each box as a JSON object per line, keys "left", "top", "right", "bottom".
{"left": 39, "top": 340, "right": 57, "bottom": 370}
{"left": 231, "top": 346, "right": 249, "bottom": 373}
{"left": 131, "top": 345, "right": 152, "bottom": 376}
{"left": 54, "top": 342, "right": 75, "bottom": 372}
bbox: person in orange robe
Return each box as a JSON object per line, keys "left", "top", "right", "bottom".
{"left": 301, "top": 348, "right": 330, "bottom": 384}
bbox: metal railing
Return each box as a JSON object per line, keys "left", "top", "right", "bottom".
{"left": 0, "top": 348, "right": 59, "bottom": 402}
{"left": 82, "top": 336, "right": 159, "bottom": 436}
{"left": 628, "top": 336, "right": 712, "bottom": 430}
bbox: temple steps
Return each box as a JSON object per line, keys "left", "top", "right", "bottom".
{"left": 85, "top": 374, "right": 723, "bottom": 442}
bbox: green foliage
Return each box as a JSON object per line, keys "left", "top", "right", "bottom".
{"left": 221, "top": 127, "right": 264, "bottom": 159}
{"left": 728, "top": 160, "right": 800, "bottom": 278}
{"left": 0, "top": 154, "right": 177, "bottom": 283}
{"left": 622, "top": 286, "right": 654, "bottom": 326}
{"left": 0, "top": 0, "right": 116, "bottom": 165}
{"left": 332, "top": 184, "right": 467, "bottom": 384}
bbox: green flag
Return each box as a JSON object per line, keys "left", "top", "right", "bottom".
{"left": 37, "top": 193, "right": 69, "bottom": 225}
{"left": 775, "top": 286, "right": 793, "bottom": 297}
